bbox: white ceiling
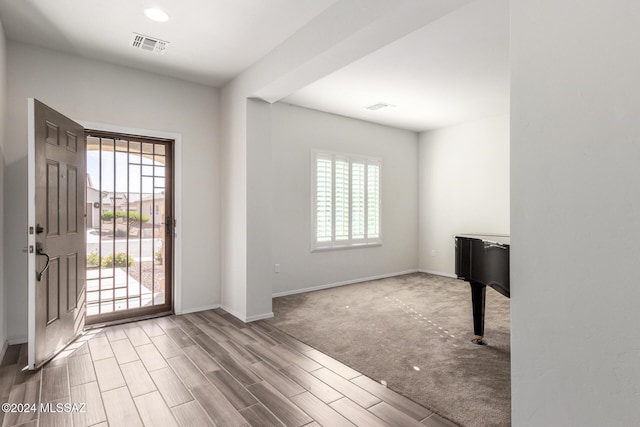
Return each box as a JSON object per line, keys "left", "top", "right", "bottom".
{"left": 0, "top": 0, "right": 338, "bottom": 87}
{"left": 284, "top": 0, "right": 509, "bottom": 132}
{"left": 0, "top": 0, "right": 509, "bottom": 132}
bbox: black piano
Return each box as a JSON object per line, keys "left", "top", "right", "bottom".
{"left": 455, "top": 234, "right": 510, "bottom": 345}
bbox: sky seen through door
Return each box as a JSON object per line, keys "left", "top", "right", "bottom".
{"left": 87, "top": 150, "right": 165, "bottom": 193}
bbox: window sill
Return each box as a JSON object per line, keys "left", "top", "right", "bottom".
{"left": 311, "top": 242, "right": 382, "bottom": 253}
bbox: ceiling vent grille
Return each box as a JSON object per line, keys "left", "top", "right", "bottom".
{"left": 366, "top": 102, "right": 394, "bottom": 111}
{"left": 131, "top": 33, "right": 169, "bottom": 54}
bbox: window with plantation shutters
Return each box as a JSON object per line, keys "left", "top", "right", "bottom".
{"left": 311, "top": 150, "right": 381, "bottom": 250}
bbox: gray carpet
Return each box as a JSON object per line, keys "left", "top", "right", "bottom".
{"left": 265, "top": 272, "right": 510, "bottom": 427}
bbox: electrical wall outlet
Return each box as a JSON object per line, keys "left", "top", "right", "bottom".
{"left": 274, "top": 264, "right": 280, "bottom": 273}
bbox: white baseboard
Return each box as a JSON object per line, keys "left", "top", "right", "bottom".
{"left": 220, "top": 305, "right": 274, "bottom": 323}
{"left": 246, "top": 312, "right": 274, "bottom": 322}
{"left": 418, "top": 269, "right": 457, "bottom": 279}
{"left": 8, "top": 337, "right": 28, "bottom": 345}
{"left": 178, "top": 304, "right": 221, "bottom": 315}
{"left": 220, "top": 305, "right": 246, "bottom": 323}
{"left": 272, "top": 269, "right": 419, "bottom": 298}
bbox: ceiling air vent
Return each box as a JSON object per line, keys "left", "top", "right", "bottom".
{"left": 131, "top": 33, "right": 169, "bottom": 54}
{"left": 366, "top": 102, "right": 394, "bottom": 111}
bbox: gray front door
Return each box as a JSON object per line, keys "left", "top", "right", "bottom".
{"left": 28, "top": 99, "right": 86, "bottom": 369}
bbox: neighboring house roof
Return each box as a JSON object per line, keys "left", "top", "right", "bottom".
{"left": 101, "top": 192, "right": 129, "bottom": 208}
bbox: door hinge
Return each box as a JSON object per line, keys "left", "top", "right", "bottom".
{"left": 165, "top": 216, "right": 172, "bottom": 236}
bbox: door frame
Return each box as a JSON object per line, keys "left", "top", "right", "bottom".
{"left": 78, "top": 121, "right": 184, "bottom": 317}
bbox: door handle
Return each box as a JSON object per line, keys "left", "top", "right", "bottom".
{"left": 36, "top": 243, "right": 50, "bottom": 281}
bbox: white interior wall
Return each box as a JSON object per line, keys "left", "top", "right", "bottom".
{"left": 0, "top": 19, "right": 7, "bottom": 349}
{"left": 271, "top": 103, "right": 418, "bottom": 295}
{"left": 4, "top": 41, "right": 221, "bottom": 340}
{"left": 511, "top": 2, "right": 640, "bottom": 425}
{"left": 246, "top": 99, "right": 274, "bottom": 319}
{"left": 418, "top": 114, "right": 509, "bottom": 276}
{"left": 219, "top": 82, "right": 249, "bottom": 321}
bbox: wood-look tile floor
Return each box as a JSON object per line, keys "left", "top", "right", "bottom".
{"left": 0, "top": 309, "right": 459, "bottom": 427}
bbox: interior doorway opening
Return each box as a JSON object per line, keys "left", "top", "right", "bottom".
{"left": 85, "top": 131, "right": 174, "bottom": 324}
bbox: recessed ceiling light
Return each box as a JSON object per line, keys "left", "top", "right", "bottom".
{"left": 144, "top": 8, "right": 169, "bottom": 22}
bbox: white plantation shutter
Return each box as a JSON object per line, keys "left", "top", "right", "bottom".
{"left": 351, "top": 162, "right": 365, "bottom": 239}
{"left": 312, "top": 150, "right": 381, "bottom": 250}
{"left": 367, "top": 162, "right": 380, "bottom": 239}
{"left": 335, "top": 159, "right": 350, "bottom": 241}
{"left": 315, "top": 154, "right": 332, "bottom": 243}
